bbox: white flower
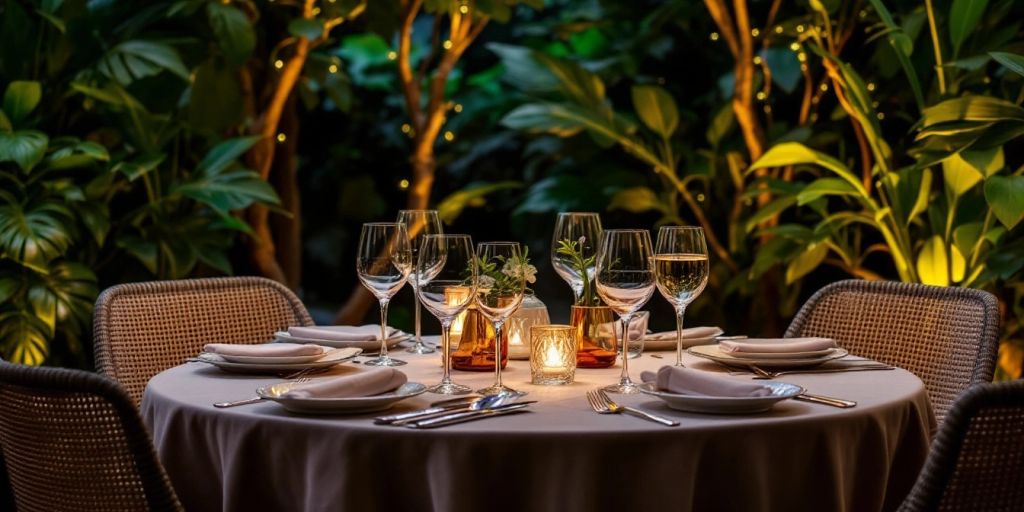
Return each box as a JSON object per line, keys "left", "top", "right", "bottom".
{"left": 477, "top": 275, "right": 497, "bottom": 289}
{"left": 502, "top": 259, "right": 538, "bottom": 284}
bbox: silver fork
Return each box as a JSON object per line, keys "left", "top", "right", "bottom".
{"left": 213, "top": 376, "right": 312, "bottom": 408}
{"left": 748, "top": 366, "right": 857, "bottom": 408}
{"left": 586, "top": 390, "right": 679, "bottom": 427}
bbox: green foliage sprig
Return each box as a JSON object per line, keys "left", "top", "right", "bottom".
{"left": 555, "top": 238, "right": 600, "bottom": 306}
{"left": 476, "top": 247, "right": 536, "bottom": 303}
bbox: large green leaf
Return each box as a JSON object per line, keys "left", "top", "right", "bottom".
{"left": 749, "top": 142, "right": 871, "bottom": 202}
{"left": 207, "top": 2, "right": 255, "bottom": 65}
{"left": 533, "top": 52, "right": 606, "bottom": 108}
{"left": 608, "top": 186, "right": 668, "bottom": 214}
{"left": 0, "top": 199, "right": 74, "bottom": 267}
{"left": 916, "top": 235, "right": 965, "bottom": 286}
{"left": 785, "top": 243, "right": 828, "bottom": 284}
{"left": 97, "top": 40, "right": 190, "bottom": 85}
{"left": 197, "top": 136, "right": 261, "bottom": 176}
{"left": 984, "top": 175, "right": 1024, "bottom": 229}
{"left": 176, "top": 170, "right": 279, "bottom": 214}
{"left": 942, "top": 152, "right": 984, "bottom": 197}
{"left": 0, "top": 310, "right": 49, "bottom": 365}
{"left": 745, "top": 196, "right": 797, "bottom": 233}
{"left": 436, "top": 181, "right": 523, "bottom": 223}
{"left": 0, "top": 130, "right": 48, "bottom": 172}
{"left": 631, "top": 85, "right": 678, "bottom": 139}
{"left": 949, "top": 0, "right": 988, "bottom": 57}
{"left": 796, "top": 178, "right": 859, "bottom": 205}
{"left": 990, "top": 52, "right": 1024, "bottom": 78}
{"left": 2, "top": 81, "right": 41, "bottom": 125}
{"left": 920, "top": 96, "right": 1024, "bottom": 128}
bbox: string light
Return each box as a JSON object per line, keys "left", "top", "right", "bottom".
{"left": 329, "top": 64, "right": 339, "bottom": 74}
{"left": 453, "top": 104, "right": 463, "bottom": 113}
{"left": 797, "top": 52, "right": 807, "bottom": 62}
{"left": 459, "top": 4, "right": 469, "bottom": 14}
{"left": 877, "top": 113, "right": 885, "bottom": 120}
{"left": 774, "top": 26, "right": 783, "bottom": 34}
{"left": 710, "top": 32, "right": 720, "bottom": 41}
{"left": 819, "top": 83, "right": 829, "bottom": 92}
{"left": 399, "top": 179, "right": 410, "bottom": 190}
{"left": 872, "top": 101, "right": 880, "bottom": 108}
{"left": 751, "top": 28, "right": 760, "bottom": 37}
{"left": 401, "top": 123, "right": 412, "bottom": 134}
{"left": 753, "top": 56, "right": 763, "bottom": 65}
{"left": 796, "top": 25, "right": 805, "bottom": 33}
{"left": 866, "top": 82, "right": 876, "bottom": 91}
{"left": 443, "top": 40, "right": 453, "bottom": 50}
{"left": 443, "top": 131, "right": 455, "bottom": 142}
{"left": 387, "top": 51, "right": 397, "bottom": 60}
{"left": 274, "top": 60, "right": 284, "bottom": 69}
{"left": 276, "top": 133, "right": 287, "bottom": 143}
{"left": 756, "top": 91, "right": 767, "bottom": 101}
{"left": 790, "top": 42, "right": 801, "bottom": 51}
{"left": 697, "top": 193, "right": 706, "bottom": 202}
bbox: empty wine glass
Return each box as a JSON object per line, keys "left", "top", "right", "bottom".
{"left": 398, "top": 209, "right": 443, "bottom": 355}
{"left": 594, "top": 229, "right": 656, "bottom": 394}
{"left": 417, "top": 234, "right": 477, "bottom": 394}
{"left": 474, "top": 242, "right": 526, "bottom": 396}
{"left": 551, "top": 212, "right": 603, "bottom": 303}
{"left": 654, "top": 226, "right": 710, "bottom": 367}
{"left": 356, "top": 222, "right": 412, "bottom": 367}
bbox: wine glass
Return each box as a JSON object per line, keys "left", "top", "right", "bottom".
{"left": 417, "top": 234, "right": 477, "bottom": 394}
{"left": 654, "top": 226, "right": 710, "bottom": 367}
{"left": 594, "top": 229, "right": 656, "bottom": 394}
{"left": 551, "top": 212, "right": 603, "bottom": 303}
{"left": 474, "top": 242, "right": 526, "bottom": 396}
{"left": 398, "top": 209, "right": 443, "bottom": 355}
{"left": 356, "top": 222, "right": 412, "bottom": 367}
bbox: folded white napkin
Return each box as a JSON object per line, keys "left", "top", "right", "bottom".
{"left": 203, "top": 343, "right": 325, "bottom": 357}
{"left": 598, "top": 313, "right": 649, "bottom": 340}
{"left": 641, "top": 366, "right": 773, "bottom": 397}
{"left": 718, "top": 337, "right": 836, "bottom": 354}
{"left": 644, "top": 326, "right": 723, "bottom": 342}
{"left": 288, "top": 325, "right": 400, "bottom": 342}
{"left": 282, "top": 368, "right": 408, "bottom": 399}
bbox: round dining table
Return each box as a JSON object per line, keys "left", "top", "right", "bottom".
{"left": 141, "top": 340, "right": 935, "bottom": 512}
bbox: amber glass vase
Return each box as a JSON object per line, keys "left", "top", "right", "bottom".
{"left": 451, "top": 305, "right": 509, "bottom": 371}
{"left": 571, "top": 305, "right": 617, "bottom": 368}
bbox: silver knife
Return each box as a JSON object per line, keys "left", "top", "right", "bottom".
{"left": 374, "top": 402, "right": 474, "bottom": 425}
{"left": 405, "top": 403, "right": 532, "bottom": 429}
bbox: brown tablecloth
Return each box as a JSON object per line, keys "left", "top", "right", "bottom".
{"left": 141, "top": 341, "right": 934, "bottom": 512}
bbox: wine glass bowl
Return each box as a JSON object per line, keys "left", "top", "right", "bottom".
{"left": 551, "top": 212, "right": 602, "bottom": 302}
{"left": 398, "top": 209, "right": 443, "bottom": 354}
{"left": 654, "top": 226, "right": 710, "bottom": 367}
{"left": 417, "top": 234, "right": 477, "bottom": 394}
{"left": 356, "top": 223, "right": 412, "bottom": 367}
{"left": 474, "top": 242, "right": 527, "bottom": 396}
{"left": 594, "top": 229, "right": 656, "bottom": 394}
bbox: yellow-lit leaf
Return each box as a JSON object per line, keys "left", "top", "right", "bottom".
{"left": 942, "top": 153, "right": 984, "bottom": 197}
{"left": 785, "top": 243, "right": 828, "bottom": 284}
{"left": 916, "top": 236, "right": 949, "bottom": 286}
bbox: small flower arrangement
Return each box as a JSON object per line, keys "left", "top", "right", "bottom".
{"left": 555, "top": 237, "right": 601, "bottom": 306}
{"left": 477, "top": 247, "right": 536, "bottom": 298}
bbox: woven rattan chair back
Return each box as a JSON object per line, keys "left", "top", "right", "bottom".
{"left": 0, "top": 362, "right": 182, "bottom": 512}
{"left": 899, "top": 380, "right": 1024, "bottom": 512}
{"left": 94, "top": 276, "right": 313, "bottom": 404}
{"left": 786, "top": 280, "right": 999, "bottom": 425}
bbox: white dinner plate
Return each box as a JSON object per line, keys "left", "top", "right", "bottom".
{"left": 726, "top": 347, "right": 836, "bottom": 359}
{"left": 639, "top": 381, "right": 804, "bottom": 414}
{"left": 642, "top": 330, "right": 724, "bottom": 351}
{"left": 687, "top": 345, "right": 849, "bottom": 369}
{"left": 217, "top": 345, "right": 339, "bottom": 364}
{"left": 256, "top": 381, "right": 427, "bottom": 414}
{"left": 274, "top": 331, "right": 411, "bottom": 352}
{"left": 195, "top": 347, "right": 362, "bottom": 374}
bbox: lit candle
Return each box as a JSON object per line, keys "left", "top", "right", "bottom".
{"left": 530, "top": 325, "right": 576, "bottom": 385}
{"left": 542, "top": 343, "right": 566, "bottom": 372}
{"left": 445, "top": 287, "right": 471, "bottom": 339}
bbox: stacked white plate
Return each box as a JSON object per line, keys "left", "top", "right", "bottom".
{"left": 256, "top": 381, "right": 427, "bottom": 415}
{"left": 197, "top": 346, "right": 362, "bottom": 374}
{"left": 687, "top": 345, "right": 849, "bottom": 369}
{"left": 274, "top": 325, "right": 413, "bottom": 352}
{"left": 643, "top": 327, "right": 724, "bottom": 351}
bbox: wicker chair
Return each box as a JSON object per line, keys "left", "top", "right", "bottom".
{"left": 0, "top": 361, "right": 182, "bottom": 512}
{"left": 94, "top": 276, "right": 313, "bottom": 404}
{"left": 786, "top": 280, "right": 999, "bottom": 425}
{"left": 899, "top": 380, "right": 1024, "bottom": 511}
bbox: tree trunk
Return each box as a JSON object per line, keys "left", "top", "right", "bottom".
{"left": 271, "top": 96, "right": 302, "bottom": 289}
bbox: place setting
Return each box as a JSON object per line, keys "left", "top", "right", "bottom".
{"left": 193, "top": 342, "right": 363, "bottom": 374}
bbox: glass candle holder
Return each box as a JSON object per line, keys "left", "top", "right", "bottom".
{"left": 530, "top": 325, "right": 577, "bottom": 385}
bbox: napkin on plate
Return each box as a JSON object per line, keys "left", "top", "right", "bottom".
{"left": 641, "top": 366, "right": 773, "bottom": 397}
{"left": 597, "top": 312, "right": 649, "bottom": 340}
{"left": 644, "top": 326, "right": 723, "bottom": 342}
{"left": 287, "top": 324, "right": 400, "bottom": 342}
{"left": 718, "top": 337, "right": 836, "bottom": 354}
{"left": 204, "top": 343, "right": 325, "bottom": 357}
{"left": 282, "top": 368, "right": 408, "bottom": 399}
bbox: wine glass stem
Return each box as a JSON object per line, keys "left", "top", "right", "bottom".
{"left": 378, "top": 299, "right": 390, "bottom": 360}
{"left": 493, "top": 320, "right": 505, "bottom": 388}
{"left": 440, "top": 319, "right": 453, "bottom": 385}
{"left": 675, "top": 306, "right": 687, "bottom": 367}
{"left": 413, "top": 290, "right": 423, "bottom": 345}
{"left": 619, "top": 314, "right": 633, "bottom": 384}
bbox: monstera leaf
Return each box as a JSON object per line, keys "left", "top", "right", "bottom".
{"left": 0, "top": 309, "right": 50, "bottom": 365}
{"left": 0, "top": 199, "right": 75, "bottom": 269}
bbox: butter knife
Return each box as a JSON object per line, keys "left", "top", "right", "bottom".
{"left": 405, "top": 403, "right": 532, "bottom": 429}
{"left": 794, "top": 393, "right": 857, "bottom": 408}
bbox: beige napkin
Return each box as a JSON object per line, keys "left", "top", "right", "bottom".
{"left": 288, "top": 324, "right": 400, "bottom": 342}
{"left": 641, "top": 366, "right": 773, "bottom": 397}
{"left": 644, "top": 326, "right": 723, "bottom": 342}
{"left": 598, "top": 311, "right": 649, "bottom": 340}
{"left": 204, "top": 343, "right": 324, "bottom": 357}
{"left": 718, "top": 337, "right": 836, "bottom": 354}
{"left": 282, "top": 368, "right": 408, "bottom": 399}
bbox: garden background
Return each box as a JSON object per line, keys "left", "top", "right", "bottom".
{"left": 1, "top": 0, "right": 1023, "bottom": 378}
